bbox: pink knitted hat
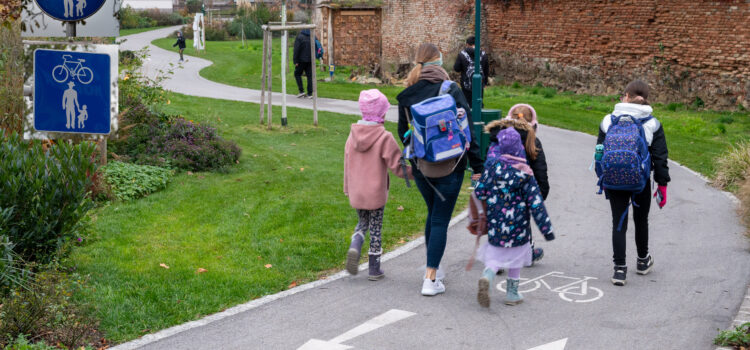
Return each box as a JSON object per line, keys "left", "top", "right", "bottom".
{"left": 359, "top": 89, "right": 390, "bottom": 123}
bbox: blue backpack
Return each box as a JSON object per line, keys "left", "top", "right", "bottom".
{"left": 315, "top": 39, "right": 323, "bottom": 59}
{"left": 595, "top": 114, "right": 653, "bottom": 194}
{"left": 404, "top": 81, "right": 471, "bottom": 169}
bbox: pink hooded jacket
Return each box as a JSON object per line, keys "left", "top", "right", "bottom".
{"left": 344, "top": 124, "right": 413, "bottom": 210}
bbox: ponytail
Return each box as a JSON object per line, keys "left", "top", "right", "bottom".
{"left": 405, "top": 63, "right": 423, "bottom": 87}
{"left": 405, "top": 43, "right": 441, "bottom": 87}
{"left": 525, "top": 127, "right": 538, "bottom": 161}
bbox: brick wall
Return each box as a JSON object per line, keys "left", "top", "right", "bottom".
{"left": 375, "top": 0, "right": 749, "bottom": 108}
{"left": 381, "top": 0, "right": 475, "bottom": 66}
{"left": 320, "top": 8, "right": 382, "bottom": 66}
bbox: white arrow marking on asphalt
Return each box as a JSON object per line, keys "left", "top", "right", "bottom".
{"left": 527, "top": 338, "right": 568, "bottom": 350}
{"left": 297, "top": 309, "right": 416, "bottom": 350}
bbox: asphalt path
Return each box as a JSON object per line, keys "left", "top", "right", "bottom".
{"left": 113, "top": 28, "right": 750, "bottom": 350}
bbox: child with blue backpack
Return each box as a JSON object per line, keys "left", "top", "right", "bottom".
{"left": 595, "top": 80, "right": 670, "bottom": 286}
{"left": 474, "top": 127, "right": 555, "bottom": 307}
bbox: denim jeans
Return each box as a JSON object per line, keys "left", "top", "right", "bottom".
{"left": 414, "top": 170, "right": 465, "bottom": 269}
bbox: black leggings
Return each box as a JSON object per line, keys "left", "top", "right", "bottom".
{"left": 606, "top": 182, "right": 651, "bottom": 266}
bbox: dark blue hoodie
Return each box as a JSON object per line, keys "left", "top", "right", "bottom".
{"left": 293, "top": 29, "right": 312, "bottom": 64}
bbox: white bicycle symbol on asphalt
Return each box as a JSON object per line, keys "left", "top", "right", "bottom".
{"left": 497, "top": 271, "right": 604, "bottom": 303}
{"left": 52, "top": 55, "right": 94, "bottom": 84}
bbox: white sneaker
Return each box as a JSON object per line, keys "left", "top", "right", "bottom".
{"left": 421, "top": 278, "right": 445, "bottom": 296}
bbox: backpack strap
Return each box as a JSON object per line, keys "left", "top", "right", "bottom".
{"left": 440, "top": 80, "right": 454, "bottom": 95}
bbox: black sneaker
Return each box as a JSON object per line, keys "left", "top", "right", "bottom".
{"left": 530, "top": 248, "right": 544, "bottom": 266}
{"left": 612, "top": 265, "right": 627, "bottom": 286}
{"left": 637, "top": 255, "right": 654, "bottom": 275}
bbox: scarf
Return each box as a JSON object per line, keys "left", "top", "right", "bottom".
{"left": 419, "top": 65, "right": 450, "bottom": 84}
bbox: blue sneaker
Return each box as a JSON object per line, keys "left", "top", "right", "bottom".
{"left": 612, "top": 265, "right": 627, "bottom": 286}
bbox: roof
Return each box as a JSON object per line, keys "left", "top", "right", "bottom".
{"left": 319, "top": 0, "right": 383, "bottom": 9}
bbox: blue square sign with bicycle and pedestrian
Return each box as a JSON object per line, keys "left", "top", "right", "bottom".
{"left": 34, "top": 49, "right": 111, "bottom": 135}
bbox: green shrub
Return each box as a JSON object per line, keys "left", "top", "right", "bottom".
{"left": 714, "top": 322, "right": 750, "bottom": 348}
{"left": 666, "top": 102, "right": 684, "bottom": 112}
{"left": 0, "top": 270, "right": 99, "bottom": 349}
{"left": 0, "top": 23, "right": 24, "bottom": 133}
{"left": 713, "top": 141, "right": 750, "bottom": 191}
{"left": 0, "top": 132, "right": 96, "bottom": 263}
{"left": 541, "top": 87, "right": 557, "bottom": 98}
{"left": 511, "top": 81, "right": 521, "bottom": 89}
{"left": 101, "top": 161, "right": 172, "bottom": 201}
{"left": 3, "top": 335, "right": 60, "bottom": 350}
{"left": 119, "top": 6, "right": 187, "bottom": 29}
{"left": 227, "top": 4, "right": 279, "bottom": 40}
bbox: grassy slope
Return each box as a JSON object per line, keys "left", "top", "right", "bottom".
{"left": 150, "top": 37, "right": 750, "bottom": 176}
{"left": 70, "top": 94, "right": 470, "bottom": 342}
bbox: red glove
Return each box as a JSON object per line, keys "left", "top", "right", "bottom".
{"left": 653, "top": 185, "right": 667, "bottom": 208}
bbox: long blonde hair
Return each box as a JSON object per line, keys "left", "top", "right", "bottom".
{"left": 405, "top": 43, "right": 441, "bottom": 87}
{"left": 509, "top": 105, "right": 538, "bottom": 160}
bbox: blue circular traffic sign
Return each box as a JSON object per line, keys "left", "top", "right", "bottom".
{"left": 34, "top": 0, "right": 107, "bottom": 22}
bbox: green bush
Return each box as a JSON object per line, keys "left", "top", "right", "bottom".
{"left": 3, "top": 335, "right": 60, "bottom": 350}
{"left": 119, "top": 6, "right": 187, "bottom": 29}
{"left": 0, "top": 271, "right": 99, "bottom": 349}
{"left": 227, "top": 4, "right": 279, "bottom": 40}
{"left": 0, "top": 132, "right": 96, "bottom": 264}
{"left": 714, "top": 322, "right": 750, "bottom": 348}
{"left": 101, "top": 161, "right": 172, "bottom": 201}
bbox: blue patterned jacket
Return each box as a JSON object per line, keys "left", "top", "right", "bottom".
{"left": 474, "top": 159, "right": 555, "bottom": 247}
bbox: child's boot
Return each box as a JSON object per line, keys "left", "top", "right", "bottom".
{"left": 477, "top": 267, "right": 495, "bottom": 308}
{"left": 346, "top": 232, "right": 364, "bottom": 275}
{"left": 368, "top": 254, "right": 384, "bottom": 281}
{"left": 504, "top": 278, "right": 524, "bottom": 305}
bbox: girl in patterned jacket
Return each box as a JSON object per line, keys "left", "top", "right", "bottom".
{"left": 474, "top": 128, "right": 555, "bottom": 308}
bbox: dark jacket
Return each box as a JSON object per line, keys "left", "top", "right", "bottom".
{"left": 453, "top": 47, "right": 489, "bottom": 92}
{"left": 173, "top": 36, "right": 186, "bottom": 49}
{"left": 596, "top": 103, "right": 670, "bottom": 186}
{"left": 293, "top": 30, "right": 312, "bottom": 64}
{"left": 485, "top": 118, "right": 550, "bottom": 200}
{"left": 396, "top": 80, "right": 484, "bottom": 175}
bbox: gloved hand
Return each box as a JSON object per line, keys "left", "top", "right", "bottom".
{"left": 653, "top": 185, "right": 667, "bottom": 208}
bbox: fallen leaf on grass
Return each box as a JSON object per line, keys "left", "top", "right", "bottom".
{"left": 279, "top": 239, "right": 284, "bottom": 242}
{"left": 288, "top": 281, "right": 297, "bottom": 288}
{"left": 196, "top": 268, "right": 207, "bottom": 274}
{"left": 286, "top": 166, "right": 292, "bottom": 169}
{"left": 398, "top": 239, "right": 405, "bottom": 244}
{"left": 397, "top": 205, "right": 404, "bottom": 211}
{"left": 236, "top": 178, "right": 242, "bottom": 182}
{"left": 197, "top": 175, "right": 205, "bottom": 179}
{"left": 291, "top": 143, "right": 297, "bottom": 146}
{"left": 253, "top": 154, "right": 259, "bottom": 158}
{"left": 264, "top": 264, "right": 272, "bottom": 268}
{"left": 141, "top": 329, "right": 151, "bottom": 333}
{"left": 300, "top": 168, "right": 304, "bottom": 172}
{"left": 187, "top": 171, "right": 193, "bottom": 176}
{"left": 159, "top": 263, "right": 170, "bottom": 269}
{"left": 216, "top": 256, "right": 223, "bottom": 259}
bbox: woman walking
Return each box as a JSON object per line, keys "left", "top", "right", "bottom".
{"left": 396, "top": 43, "right": 484, "bottom": 296}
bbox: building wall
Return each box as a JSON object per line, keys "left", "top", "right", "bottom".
{"left": 320, "top": 8, "right": 382, "bottom": 67}
{"left": 375, "top": 0, "right": 749, "bottom": 107}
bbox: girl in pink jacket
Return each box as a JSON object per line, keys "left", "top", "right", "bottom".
{"left": 344, "top": 89, "right": 413, "bottom": 281}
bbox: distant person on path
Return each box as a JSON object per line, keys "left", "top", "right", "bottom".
{"left": 173, "top": 31, "right": 186, "bottom": 62}
{"left": 344, "top": 89, "right": 413, "bottom": 281}
{"left": 474, "top": 127, "right": 555, "bottom": 307}
{"left": 453, "top": 36, "right": 489, "bottom": 106}
{"left": 62, "top": 81, "right": 80, "bottom": 129}
{"left": 397, "top": 43, "right": 483, "bottom": 296}
{"left": 595, "top": 80, "right": 670, "bottom": 286}
{"left": 293, "top": 29, "right": 314, "bottom": 98}
{"left": 485, "top": 103, "right": 550, "bottom": 265}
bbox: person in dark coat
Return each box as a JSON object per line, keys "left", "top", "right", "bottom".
{"left": 397, "top": 43, "right": 484, "bottom": 297}
{"left": 596, "top": 80, "right": 669, "bottom": 287}
{"left": 453, "top": 36, "right": 490, "bottom": 106}
{"left": 293, "top": 29, "right": 313, "bottom": 98}
{"left": 173, "top": 31, "right": 186, "bottom": 62}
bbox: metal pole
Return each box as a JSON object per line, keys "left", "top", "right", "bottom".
{"left": 471, "top": 0, "right": 482, "bottom": 127}
{"left": 311, "top": 18, "right": 318, "bottom": 126}
{"left": 267, "top": 35, "right": 273, "bottom": 130}
{"left": 65, "top": 22, "right": 76, "bottom": 37}
{"left": 281, "top": 0, "right": 288, "bottom": 127}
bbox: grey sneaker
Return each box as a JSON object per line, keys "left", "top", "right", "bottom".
{"left": 296, "top": 92, "right": 306, "bottom": 98}
{"left": 637, "top": 255, "right": 654, "bottom": 275}
{"left": 612, "top": 265, "right": 627, "bottom": 286}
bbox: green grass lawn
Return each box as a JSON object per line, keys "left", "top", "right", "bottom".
{"left": 119, "top": 26, "right": 169, "bottom": 37}
{"left": 150, "top": 36, "right": 750, "bottom": 176}
{"left": 69, "top": 93, "right": 471, "bottom": 343}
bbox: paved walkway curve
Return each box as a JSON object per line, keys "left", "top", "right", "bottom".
{"left": 115, "top": 28, "right": 750, "bottom": 350}
{"left": 118, "top": 26, "right": 399, "bottom": 122}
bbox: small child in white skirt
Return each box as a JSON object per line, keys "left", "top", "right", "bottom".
{"left": 473, "top": 127, "right": 555, "bottom": 307}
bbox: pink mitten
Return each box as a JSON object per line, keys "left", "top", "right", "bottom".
{"left": 653, "top": 185, "right": 667, "bottom": 208}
